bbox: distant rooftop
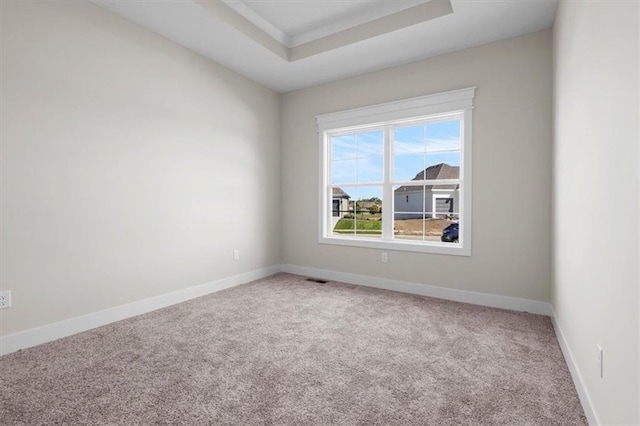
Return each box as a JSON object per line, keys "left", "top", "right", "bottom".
{"left": 395, "top": 163, "right": 459, "bottom": 193}
{"left": 332, "top": 187, "right": 351, "bottom": 198}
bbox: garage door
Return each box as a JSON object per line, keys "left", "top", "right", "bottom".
{"left": 435, "top": 197, "right": 454, "bottom": 215}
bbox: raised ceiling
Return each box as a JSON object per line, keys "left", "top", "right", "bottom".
{"left": 91, "top": 0, "right": 558, "bottom": 93}
{"left": 222, "top": 0, "right": 430, "bottom": 47}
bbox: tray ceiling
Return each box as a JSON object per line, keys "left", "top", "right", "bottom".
{"left": 91, "top": 0, "right": 558, "bottom": 93}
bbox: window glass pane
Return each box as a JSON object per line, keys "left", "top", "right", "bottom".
{"left": 393, "top": 154, "right": 425, "bottom": 182}
{"left": 394, "top": 212, "right": 429, "bottom": 241}
{"left": 394, "top": 124, "right": 426, "bottom": 155}
{"left": 424, "top": 120, "right": 460, "bottom": 183}
{"left": 421, "top": 160, "right": 461, "bottom": 193}
{"left": 331, "top": 159, "right": 356, "bottom": 184}
{"left": 425, "top": 120, "right": 461, "bottom": 152}
{"left": 393, "top": 185, "right": 425, "bottom": 241}
{"left": 332, "top": 134, "right": 357, "bottom": 160}
{"left": 425, "top": 152, "right": 460, "bottom": 171}
{"left": 393, "top": 157, "right": 461, "bottom": 183}
{"left": 393, "top": 124, "right": 426, "bottom": 181}
{"left": 394, "top": 120, "right": 461, "bottom": 183}
{"left": 429, "top": 188, "right": 460, "bottom": 220}
{"left": 332, "top": 130, "right": 383, "bottom": 184}
{"left": 357, "top": 131, "right": 384, "bottom": 156}
{"left": 332, "top": 131, "right": 383, "bottom": 160}
{"left": 331, "top": 186, "right": 354, "bottom": 228}
{"left": 358, "top": 156, "right": 383, "bottom": 182}
{"left": 393, "top": 185, "right": 460, "bottom": 243}
{"left": 331, "top": 186, "right": 382, "bottom": 239}
{"left": 439, "top": 221, "right": 459, "bottom": 244}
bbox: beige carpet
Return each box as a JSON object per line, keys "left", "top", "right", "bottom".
{"left": 1, "top": 273, "right": 586, "bottom": 425}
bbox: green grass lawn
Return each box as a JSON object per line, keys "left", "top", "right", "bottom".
{"left": 333, "top": 218, "right": 382, "bottom": 234}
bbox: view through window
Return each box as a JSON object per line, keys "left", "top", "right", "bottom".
{"left": 319, "top": 88, "right": 474, "bottom": 255}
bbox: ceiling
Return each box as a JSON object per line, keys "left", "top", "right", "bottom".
{"left": 91, "top": 0, "right": 558, "bottom": 93}
{"left": 222, "top": 0, "right": 429, "bottom": 47}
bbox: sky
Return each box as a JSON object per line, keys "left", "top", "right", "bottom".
{"left": 331, "top": 119, "right": 460, "bottom": 200}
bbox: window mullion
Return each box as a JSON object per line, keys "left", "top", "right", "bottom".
{"left": 382, "top": 124, "right": 394, "bottom": 241}
{"left": 319, "top": 87, "right": 474, "bottom": 256}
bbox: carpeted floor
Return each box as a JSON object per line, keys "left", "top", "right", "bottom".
{"left": 1, "top": 273, "right": 586, "bottom": 425}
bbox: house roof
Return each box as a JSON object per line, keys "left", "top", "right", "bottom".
{"left": 332, "top": 187, "right": 350, "bottom": 199}
{"left": 356, "top": 201, "right": 379, "bottom": 209}
{"left": 395, "top": 163, "right": 460, "bottom": 193}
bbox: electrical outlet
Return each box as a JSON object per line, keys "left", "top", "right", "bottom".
{"left": 0, "top": 291, "right": 11, "bottom": 309}
{"left": 381, "top": 252, "right": 388, "bottom": 263}
{"left": 233, "top": 249, "right": 240, "bottom": 261}
{"left": 596, "top": 344, "right": 603, "bottom": 378}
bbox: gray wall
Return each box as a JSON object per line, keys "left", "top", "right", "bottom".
{"left": 282, "top": 31, "right": 553, "bottom": 302}
{"left": 552, "top": 1, "right": 639, "bottom": 423}
{"left": 4, "top": 2, "right": 638, "bottom": 421}
{"left": 0, "top": 2, "right": 282, "bottom": 336}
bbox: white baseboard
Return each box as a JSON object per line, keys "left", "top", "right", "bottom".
{"left": 280, "top": 264, "right": 553, "bottom": 316}
{"left": 0, "top": 265, "right": 280, "bottom": 356}
{"left": 282, "top": 265, "right": 599, "bottom": 420}
{"left": 1, "top": 263, "right": 553, "bottom": 358}
{"left": 551, "top": 313, "right": 599, "bottom": 426}
{"left": 1, "top": 262, "right": 595, "bottom": 423}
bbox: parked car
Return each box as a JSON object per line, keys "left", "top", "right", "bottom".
{"left": 441, "top": 223, "right": 458, "bottom": 243}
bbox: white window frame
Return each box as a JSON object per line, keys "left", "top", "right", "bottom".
{"left": 317, "top": 87, "right": 475, "bottom": 256}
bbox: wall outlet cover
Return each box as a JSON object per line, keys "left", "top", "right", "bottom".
{"left": 0, "top": 291, "right": 11, "bottom": 309}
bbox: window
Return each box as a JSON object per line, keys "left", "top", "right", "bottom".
{"left": 317, "top": 87, "right": 475, "bottom": 255}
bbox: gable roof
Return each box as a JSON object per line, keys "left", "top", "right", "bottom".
{"left": 332, "top": 187, "right": 351, "bottom": 199}
{"left": 395, "top": 163, "right": 460, "bottom": 193}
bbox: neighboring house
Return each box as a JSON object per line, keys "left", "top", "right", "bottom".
{"left": 332, "top": 187, "right": 350, "bottom": 217}
{"left": 394, "top": 163, "right": 459, "bottom": 219}
{"left": 356, "top": 200, "right": 379, "bottom": 213}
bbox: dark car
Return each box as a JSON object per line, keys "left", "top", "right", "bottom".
{"left": 441, "top": 223, "right": 459, "bottom": 243}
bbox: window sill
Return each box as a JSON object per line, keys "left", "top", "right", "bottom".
{"left": 319, "top": 235, "right": 471, "bottom": 256}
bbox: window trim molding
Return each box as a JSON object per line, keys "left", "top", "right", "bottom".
{"left": 317, "top": 87, "right": 475, "bottom": 256}
{"left": 317, "top": 87, "right": 476, "bottom": 131}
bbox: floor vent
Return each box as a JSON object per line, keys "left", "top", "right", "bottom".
{"left": 305, "top": 278, "right": 328, "bottom": 284}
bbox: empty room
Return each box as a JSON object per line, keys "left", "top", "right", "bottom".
{"left": 1, "top": 0, "right": 638, "bottom": 424}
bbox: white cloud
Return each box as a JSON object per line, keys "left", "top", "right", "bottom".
{"left": 393, "top": 136, "right": 460, "bottom": 155}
